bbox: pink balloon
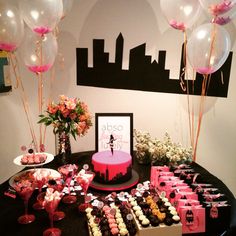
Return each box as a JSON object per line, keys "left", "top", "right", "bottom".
{"left": 160, "top": 0, "right": 201, "bottom": 31}
{"left": 19, "top": 0, "right": 63, "bottom": 35}
{"left": 0, "top": 3, "right": 24, "bottom": 52}
{"left": 199, "top": 0, "right": 236, "bottom": 16}
{"left": 20, "top": 28, "right": 58, "bottom": 74}
{"left": 187, "top": 23, "right": 231, "bottom": 75}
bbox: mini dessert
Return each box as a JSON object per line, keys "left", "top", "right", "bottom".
{"left": 141, "top": 218, "right": 150, "bottom": 227}
{"left": 172, "top": 215, "right": 181, "bottom": 224}
{"left": 21, "top": 153, "right": 47, "bottom": 165}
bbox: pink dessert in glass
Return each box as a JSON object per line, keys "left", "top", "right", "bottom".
{"left": 13, "top": 179, "right": 36, "bottom": 224}
{"left": 58, "top": 164, "right": 78, "bottom": 204}
{"left": 76, "top": 169, "right": 95, "bottom": 211}
{"left": 32, "top": 169, "right": 50, "bottom": 210}
{"left": 40, "top": 188, "right": 62, "bottom": 236}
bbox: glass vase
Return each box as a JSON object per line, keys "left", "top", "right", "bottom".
{"left": 56, "top": 131, "right": 71, "bottom": 165}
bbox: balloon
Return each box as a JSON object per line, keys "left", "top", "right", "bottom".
{"left": 20, "top": 28, "right": 58, "bottom": 73}
{"left": 0, "top": 3, "right": 24, "bottom": 52}
{"left": 187, "top": 23, "right": 231, "bottom": 75}
{"left": 61, "top": 0, "right": 74, "bottom": 20}
{"left": 19, "top": 0, "right": 63, "bottom": 35}
{"left": 199, "top": 0, "right": 235, "bottom": 16}
{"left": 160, "top": 0, "right": 201, "bottom": 31}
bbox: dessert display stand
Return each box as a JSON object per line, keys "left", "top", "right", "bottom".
{"left": 90, "top": 169, "right": 139, "bottom": 191}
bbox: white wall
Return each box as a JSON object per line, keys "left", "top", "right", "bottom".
{"left": 0, "top": 0, "right": 236, "bottom": 197}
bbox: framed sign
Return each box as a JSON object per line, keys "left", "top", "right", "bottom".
{"left": 95, "top": 113, "right": 133, "bottom": 155}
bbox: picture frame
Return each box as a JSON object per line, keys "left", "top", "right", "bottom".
{"left": 95, "top": 113, "right": 133, "bottom": 155}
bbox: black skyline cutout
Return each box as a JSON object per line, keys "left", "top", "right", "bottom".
{"left": 76, "top": 33, "right": 233, "bottom": 97}
{"left": 92, "top": 163, "right": 132, "bottom": 184}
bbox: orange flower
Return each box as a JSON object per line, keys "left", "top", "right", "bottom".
{"left": 47, "top": 103, "right": 58, "bottom": 114}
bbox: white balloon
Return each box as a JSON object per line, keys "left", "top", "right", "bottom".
{"left": 160, "top": 0, "right": 201, "bottom": 31}
{"left": 62, "top": 0, "right": 74, "bottom": 20}
{"left": 0, "top": 3, "right": 24, "bottom": 52}
{"left": 19, "top": 0, "right": 63, "bottom": 35}
{"left": 187, "top": 23, "right": 231, "bottom": 75}
{"left": 20, "top": 28, "right": 58, "bottom": 73}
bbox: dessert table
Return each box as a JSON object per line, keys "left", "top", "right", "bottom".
{"left": 0, "top": 151, "right": 235, "bottom": 236}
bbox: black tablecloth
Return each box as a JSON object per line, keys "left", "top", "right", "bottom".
{"left": 0, "top": 151, "right": 234, "bottom": 236}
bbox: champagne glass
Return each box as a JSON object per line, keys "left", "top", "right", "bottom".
{"left": 76, "top": 169, "right": 95, "bottom": 210}
{"left": 40, "top": 188, "right": 62, "bottom": 236}
{"left": 33, "top": 169, "right": 50, "bottom": 210}
{"left": 58, "top": 164, "right": 78, "bottom": 204}
{"left": 47, "top": 178, "right": 65, "bottom": 221}
{"left": 13, "top": 179, "right": 35, "bottom": 224}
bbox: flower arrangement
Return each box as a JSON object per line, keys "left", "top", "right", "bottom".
{"left": 38, "top": 95, "right": 92, "bottom": 140}
{"left": 134, "top": 129, "right": 192, "bottom": 166}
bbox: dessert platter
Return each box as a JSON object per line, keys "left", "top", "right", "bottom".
{"left": 13, "top": 152, "right": 54, "bottom": 167}
{"left": 8, "top": 168, "right": 61, "bottom": 188}
{"left": 86, "top": 181, "right": 182, "bottom": 236}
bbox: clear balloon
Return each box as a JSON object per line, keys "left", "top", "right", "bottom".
{"left": 187, "top": 23, "right": 231, "bottom": 75}
{"left": 199, "top": 0, "right": 236, "bottom": 16}
{"left": 61, "top": 0, "right": 74, "bottom": 20}
{"left": 20, "top": 28, "right": 58, "bottom": 73}
{"left": 0, "top": 3, "right": 24, "bottom": 52}
{"left": 19, "top": 0, "right": 63, "bottom": 35}
{"left": 160, "top": 0, "right": 201, "bottom": 31}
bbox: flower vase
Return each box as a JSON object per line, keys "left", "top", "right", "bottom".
{"left": 57, "top": 131, "right": 71, "bottom": 165}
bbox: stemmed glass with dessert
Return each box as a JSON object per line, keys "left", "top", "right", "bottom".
{"left": 58, "top": 164, "right": 78, "bottom": 204}
{"left": 38, "top": 188, "right": 63, "bottom": 236}
{"left": 13, "top": 179, "right": 36, "bottom": 224}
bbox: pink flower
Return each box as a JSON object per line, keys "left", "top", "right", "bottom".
{"left": 59, "top": 95, "right": 68, "bottom": 103}
{"left": 65, "top": 98, "right": 76, "bottom": 110}
{"left": 69, "top": 113, "right": 77, "bottom": 120}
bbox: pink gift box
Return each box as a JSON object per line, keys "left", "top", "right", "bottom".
{"left": 150, "top": 166, "right": 170, "bottom": 187}
{"left": 179, "top": 205, "right": 205, "bottom": 234}
{"left": 176, "top": 199, "right": 201, "bottom": 212}
{"left": 170, "top": 191, "right": 199, "bottom": 207}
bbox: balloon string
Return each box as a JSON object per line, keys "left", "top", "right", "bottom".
{"left": 8, "top": 52, "right": 38, "bottom": 152}
{"left": 208, "top": 23, "right": 217, "bottom": 69}
{"left": 37, "top": 37, "right": 44, "bottom": 150}
{"left": 193, "top": 75, "right": 208, "bottom": 162}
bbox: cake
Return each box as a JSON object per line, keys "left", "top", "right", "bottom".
{"left": 92, "top": 150, "right": 132, "bottom": 184}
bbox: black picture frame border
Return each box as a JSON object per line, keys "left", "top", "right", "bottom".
{"left": 95, "top": 112, "right": 133, "bottom": 155}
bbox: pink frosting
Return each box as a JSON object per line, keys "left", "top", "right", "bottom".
{"left": 108, "top": 219, "right": 116, "bottom": 224}
{"left": 0, "top": 43, "right": 16, "bottom": 52}
{"left": 92, "top": 150, "right": 131, "bottom": 181}
{"left": 111, "top": 227, "right": 119, "bottom": 235}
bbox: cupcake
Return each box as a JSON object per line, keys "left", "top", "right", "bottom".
{"left": 164, "top": 216, "right": 173, "bottom": 226}
{"left": 119, "top": 228, "right": 129, "bottom": 236}
{"left": 141, "top": 218, "right": 150, "bottom": 228}
{"left": 172, "top": 215, "right": 180, "bottom": 224}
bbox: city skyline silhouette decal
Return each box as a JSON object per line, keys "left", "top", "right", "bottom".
{"left": 76, "top": 33, "right": 233, "bottom": 97}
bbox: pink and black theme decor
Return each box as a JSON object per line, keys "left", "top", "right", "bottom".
{"left": 76, "top": 33, "right": 233, "bottom": 97}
